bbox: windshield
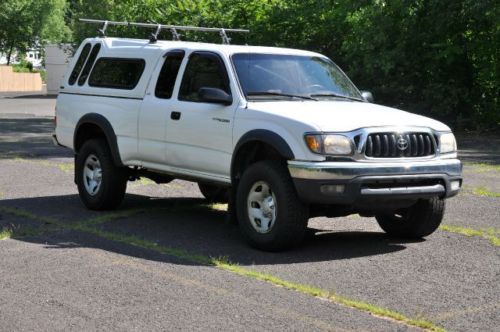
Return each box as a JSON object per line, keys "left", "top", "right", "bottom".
{"left": 232, "top": 53, "right": 362, "bottom": 101}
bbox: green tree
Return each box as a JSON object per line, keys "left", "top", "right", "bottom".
{"left": 68, "top": 0, "right": 499, "bottom": 130}
{"left": 0, "top": 0, "right": 71, "bottom": 65}
{"left": 339, "top": 0, "right": 499, "bottom": 130}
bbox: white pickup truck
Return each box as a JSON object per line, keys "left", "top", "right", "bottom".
{"left": 54, "top": 24, "right": 462, "bottom": 250}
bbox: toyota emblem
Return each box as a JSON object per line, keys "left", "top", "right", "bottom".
{"left": 397, "top": 136, "right": 409, "bottom": 151}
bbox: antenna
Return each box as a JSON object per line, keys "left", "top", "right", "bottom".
{"left": 79, "top": 18, "right": 249, "bottom": 44}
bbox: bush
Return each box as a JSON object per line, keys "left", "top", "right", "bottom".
{"left": 38, "top": 70, "right": 47, "bottom": 83}
{"left": 12, "top": 58, "right": 34, "bottom": 73}
{"left": 12, "top": 57, "right": 46, "bottom": 83}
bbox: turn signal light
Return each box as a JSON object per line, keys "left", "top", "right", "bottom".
{"left": 305, "top": 135, "right": 322, "bottom": 153}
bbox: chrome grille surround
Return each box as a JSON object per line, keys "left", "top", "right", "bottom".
{"left": 317, "top": 126, "right": 454, "bottom": 162}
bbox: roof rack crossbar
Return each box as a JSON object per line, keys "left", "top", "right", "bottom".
{"left": 80, "top": 19, "right": 129, "bottom": 37}
{"left": 79, "top": 18, "right": 249, "bottom": 44}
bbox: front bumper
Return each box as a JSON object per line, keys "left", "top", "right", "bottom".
{"left": 288, "top": 159, "right": 462, "bottom": 205}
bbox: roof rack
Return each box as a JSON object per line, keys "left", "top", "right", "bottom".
{"left": 79, "top": 18, "right": 249, "bottom": 44}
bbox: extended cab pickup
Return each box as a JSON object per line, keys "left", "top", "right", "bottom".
{"left": 54, "top": 32, "right": 462, "bottom": 251}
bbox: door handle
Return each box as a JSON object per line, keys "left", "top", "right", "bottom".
{"left": 171, "top": 111, "right": 181, "bottom": 120}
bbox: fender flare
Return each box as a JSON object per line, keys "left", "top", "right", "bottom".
{"left": 231, "top": 129, "right": 295, "bottom": 179}
{"left": 74, "top": 113, "right": 124, "bottom": 166}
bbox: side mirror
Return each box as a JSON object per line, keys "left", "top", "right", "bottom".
{"left": 361, "top": 91, "right": 374, "bottom": 103}
{"left": 198, "top": 87, "right": 232, "bottom": 106}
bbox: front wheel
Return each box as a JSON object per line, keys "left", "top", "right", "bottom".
{"left": 376, "top": 197, "right": 445, "bottom": 238}
{"left": 76, "top": 139, "right": 128, "bottom": 210}
{"left": 236, "top": 160, "right": 308, "bottom": 251}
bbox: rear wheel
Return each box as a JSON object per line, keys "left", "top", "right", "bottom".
{"left": 375, "top": 197, "right": 445, "bottom": 238}
{"left": 198, "top": 183, "right": 229, "bottom": 203}
{"left": 236, "top": 160, "right": 308, "bottom": 251}
{"left": 76, "top": 139, "right": 128, "bottom": 210}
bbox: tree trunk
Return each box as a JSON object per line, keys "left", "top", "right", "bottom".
{"left": 6, "top": 44, "right": 14, "bottom": 66}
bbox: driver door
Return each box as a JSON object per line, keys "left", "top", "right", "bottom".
{"left": 165, "top": 51, "right": 238, "bottom": 181}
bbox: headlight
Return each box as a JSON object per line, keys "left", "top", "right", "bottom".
{"left": 439, "top": 133, "right": 457, "bottom": 154}
{"left": 305, "top": 134, "right": 354, "bottom": 155}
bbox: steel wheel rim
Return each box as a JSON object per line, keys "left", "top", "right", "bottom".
{"left": 83, "top": 154, "right": 102, "bottom": 196}
{"left": 247, "top": 181, "right": 277, "bottom": 234}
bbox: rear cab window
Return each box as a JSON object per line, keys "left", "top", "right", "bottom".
{"left": 155, "top": 50, "right": 185, "bottom": 99}
{"left": 68, "top": 43, "right": 91, "bottom": 85}
{"left": 78, "top": 43, "right": 101, "bottom": 86}
{"left": 89, "top": 58, "right": 145, "bottom": 90}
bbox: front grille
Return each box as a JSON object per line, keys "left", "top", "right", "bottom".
{"left": 364, "top": 132, "right": 435, "bottom": 158}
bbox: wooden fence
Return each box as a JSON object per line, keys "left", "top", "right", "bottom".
{"left": 0, "top": 66, "right": 42, "bottom": 92}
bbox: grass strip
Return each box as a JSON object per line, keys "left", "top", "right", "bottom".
{"left": 214, "top": 261, "right": 444, "bottom": 331}
{"left": 74, "top": 203, "right": 227, "bottom": 228}
{"left": 74, "top": 224, "right": 444, "bottom": 331}
{"left": 1, "top": 202, "right": 226, "bottom": 231}
{"left": 0, "top": 225, "right": 43, "bottom": 240}
{"left": 74, "top": 224, "right": 211, "bottom": 265}
{"left": 0, "top": 205, "right": 445, "bottom": 331}
{"left": 440, "top": 225, "right": 500, "bottom": 246}
{"left": 470, "top": 186, "right": 500, "bottom": 198}
{"left": 0, "top": 228, "right": 13, "bottom": 240}
{"left": 0, "top": 206, "right": 58, "bottom": 224}
{"left": 463, "top": 162, "right": 500, "bottom": 173}
{"left": 209, "top": 203, "right": 228, "bottom": 211}
{"left": 73, "top": 209, "right": 147, "bottom": 228}
{"left": 460, "top": 185, "right": 500, "bottom": 198}
{"left": 129, "top": 178, "right": 156, "bottom": 187}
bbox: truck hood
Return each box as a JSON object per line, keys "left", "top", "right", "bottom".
{"left": 246, "top": 101, "right": 451, "bottom": 132}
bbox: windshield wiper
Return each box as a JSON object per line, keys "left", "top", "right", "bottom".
{"left": 247, "top": 91, "right": 317, "bottom": 101}
{"left": 309, "top": 93, "right": 363, "bottom": 102}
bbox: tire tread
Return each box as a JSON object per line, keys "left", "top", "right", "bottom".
{"left": 376, "top": 197, "right": 445, "bottom": 238}
{"left": 76, "top": 138, "right": 127, "bottom": 210}
{"left": 236, "top": 160, "right": 308, "bottom": 251}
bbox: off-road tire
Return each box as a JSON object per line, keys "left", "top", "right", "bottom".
{"left": 236, "top": 160, "right": 308, "bottom": 251}
{"left": 376, "top": 197, "right": 445, "bottom": 238}
{"left": 76, "top": 139, "right": 128, "bottom": 210}
{"left": 198, "top": 183, "right": 229, "bottom": 203}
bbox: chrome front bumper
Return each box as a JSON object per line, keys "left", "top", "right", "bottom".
{"left": 288, "top": 159, "right": 462, "bottom": 205}
{"left": 288, "top": 159, "right": 462, "bottom": 181}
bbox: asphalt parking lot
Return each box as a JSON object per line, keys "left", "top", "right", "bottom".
{"left": 0, "top": 95, "right": 499, "bottom": 331}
